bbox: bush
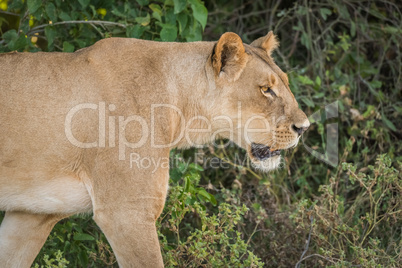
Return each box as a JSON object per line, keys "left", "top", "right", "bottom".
{"left": 0, "top": 0, "right": 207, "bottom": 52}
{"left": 159, "top": 155, "right": 264, "bottom": 267}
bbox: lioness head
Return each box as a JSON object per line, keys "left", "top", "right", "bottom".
{"left": 211, "top": 32, "right": 310, "bottom": 171}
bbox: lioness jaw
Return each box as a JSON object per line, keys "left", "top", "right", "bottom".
{"left": 0, "top": 31, "right": 309, "bottom": 267}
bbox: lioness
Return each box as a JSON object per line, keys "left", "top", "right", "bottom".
{"left": 0, "top": 31, "right": 309, "bottom": 267}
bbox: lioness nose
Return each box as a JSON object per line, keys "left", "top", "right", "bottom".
{"left": 292, "top": 119, "right": 310, "bottom": 136}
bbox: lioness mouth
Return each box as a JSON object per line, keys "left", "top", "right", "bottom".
{"left": 251, "top": 143, "right": 281, "bottom": 160}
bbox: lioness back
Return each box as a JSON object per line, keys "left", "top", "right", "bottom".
{"left": 0, "top": 38, "right": 214, "bottom": 214}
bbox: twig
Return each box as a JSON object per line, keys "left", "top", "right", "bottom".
{"left": 287, "top": 31, "right": 300, "bottom": 59}
{"left": 295, "top": 253, "right": 337, "bottom": 267}
{"left": 0, "top": 10, "right": 19, "bottom": 16}
{"left": 269, "top": 0, "right": 281, "bottom": 31}
{"left": 295, "top": 212, "right": 314, "bottom": 268}
{"left": 89, "top": 23, "right": 105, "bottom": 38}
{"left": 27, "top": 20, "right": 129, "bottom": 35}
{"left": 18, "top": 10, "right": 29, "bottom": 35}
{"left": 239, "top": 222, "right": 260, "bottom": 260}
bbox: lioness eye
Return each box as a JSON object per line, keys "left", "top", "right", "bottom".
{"left": 261, "top": 86, "right": 276, "bottom": 97}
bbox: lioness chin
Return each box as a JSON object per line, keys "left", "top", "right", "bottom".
{"left": 0, "top": 31, "right": 309, "bottom": 267}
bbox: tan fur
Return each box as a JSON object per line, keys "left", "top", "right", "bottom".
{"left": 250, "top": 31, "right": 279, "bottom": 57}
{"left": 0, "top": 32, "right": 309, "bottom": 267}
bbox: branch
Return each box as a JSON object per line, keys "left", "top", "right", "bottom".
{"left": 27, "top": 20, "right": 129, "bottom": 35}
{"left": 295, "top": 212, "right": 314, "bottom": 268}
{"left": 295, "top": 254, "right": 338, "bottom": 267}
{"left": 0, "top": 10, "right": 19, "bottom": 16}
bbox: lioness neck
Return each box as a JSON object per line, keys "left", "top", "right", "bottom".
{"left": 88, "top": 38, "right": 222, "bottom": 149}
{"left": 163, "top": 42, "right": 223, "bottom": 149}
{"left": 157, "top": 42, "right": 223, "bottom": 149}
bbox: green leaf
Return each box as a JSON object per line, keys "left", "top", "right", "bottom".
{"left": 297, "top": 75, "right": 314, "bottom": 85}
{"left": 315, "top": 76, "right": 321, "bottom": 87}
{"left": 383, "top": 26, "right": 400, "bottom": 34}
{"left": 337, "top": 5, "right": 350, "bottom": 19}
{"left": 301, "top": 97, "right": 315, "bottom": 108}
{"left": 197, "top": 188, "right": 216, "bottom": 205}
{"left": 8, "top": 1, "right": 24, "bottom": 10}
{"left": 164, "top": 0, "right": 175, "bottom": 6}
{"left": 184, "top": 18, "right": 202, "bottom": 42}
{"left": 63, "top": 41, "right": 75, "bottom": 52}
{"left": 319, "top": 8, "right": 332, "bottom": 21}
{"left": 184, "top": 175, "right": 191, "bottom": 192}
{"left": 185, "top": 196, "right": 194, "bottom": 205}
{"left": 362, "top": 105, "right": 375, "bottom": 118}
{"left": 177, "top": 12, "right": 188, "bottom": 34}
{"left": 300, "top": 32, "right": 309, "bottom": 49}
{"left": 173, "top": 0, "right": 187, "bottom": 14}
{"left": 350, "top": 21, "right": 356, "bottom": 37}
{"left": 44, "top": 26, "right": 56, "bottom": 49}
{"left": 27, "top": 0, "right": 42, "bottom": 14}
{"left": 136, "top": 0, "right": 149, "bottom": 6}
{"left": 63, "top": 241, "right": 71, "bottom": 253}
{"left": 381, "top": 111, "right": 396, "bottom": 131}
{"left": 150, "top": 4, "right": 162, "bottom": 21}
{"left": 209, "top": 194, "right": 217, "bottom": 206}
{"left": 74, "top": 225, "right": 83, "bottom": 234}
{"left": 178, "top": 162, "right": 187, "bottom": 173}
{"left": 165, "top": 7, "right": 177, "bottom": 25}
{"left": 76, "top": 40, "right": 87, "bottom": 49}
{"left": 135, "top": 13, "right": 150, "bottom": 26}
{"left": 152, "top": 12, "right": 162, "bottom": 22}
{"left": 45, "top": 3, "right": 57, "bottom": 22}
{"left": 9, "top": 35, "right": 28, "bottom": 51}
{"left": 197, "top": 193, "right": 207, "bottom": 203}
{"left": 313, "top": 92, "right": 325, "bottom": 98}
{"left": 169, "top": 168, "right": 182, "bottom": 183}
{"left": 160, "top": 24, "right": 177, "bottom": 41}
{"left": 126, "top": 24, "right": 145, "bottom": 38}
{"left": 78, "top": 0, "right": 90, "bottom": 9}
{"left": 369, "top": 80, "right": 382, "bottom": 89}
{"left": 111, "top": 8, "right": 127, "bottom": 18}
{"left": 78, "top": 250, "right": 89, "bottom": 267}
{"left": 59, "top": 12, "right": 71, "bottom": 21}
{"left": 188, "top": 0, "right": 208, "bottom": 30}
{"left": 2, "top": 29, "right": 18, "bottom": 42}
{"left": 73, "top": 233, "right": 95, "bottom": 241}
{"left": 150, "top": 4, "right": 162, "bottom": 15}
{"left": 189, "top": 162, "right": 203, "bottom": 171}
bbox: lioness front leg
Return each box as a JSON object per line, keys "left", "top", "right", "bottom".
{"left": 90, "top": 156, "right": 169, "bottom": 268}
{"left": 94, "top": 207, "right": 164, "bottom": 267}
{"left": 0, "top": 211, "right": 66, "bottom": 268}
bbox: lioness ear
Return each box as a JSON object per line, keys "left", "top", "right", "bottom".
{"left": 212, "top": 32, "right": 248, "bottom": 81}
{"left": 250, "top": 31, "right": 279, "bottom": 57}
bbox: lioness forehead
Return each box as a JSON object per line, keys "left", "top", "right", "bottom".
{"left": 245, "top": 45, "right": 289, "bottom": 87}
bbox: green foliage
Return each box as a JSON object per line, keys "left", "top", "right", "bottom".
{"left": 291, "top": 154, "right": 401, "bottom": 267}
{"left": 32, "top": 250, "right": 69, "bottom": 268}
{"left": 159, "top": 153, "right": 263, "bottom": 267}
{"left": 203, "top": 0, "right": 401, "bottom": 266}
{"left": 0, "top": 0, "right": 401, "bottom": 267}
{"left": 34, "top": 215, "right": 115, "bottom": 267}
{"left": 0, "top": 0, "right": 207, "bottom": 52}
